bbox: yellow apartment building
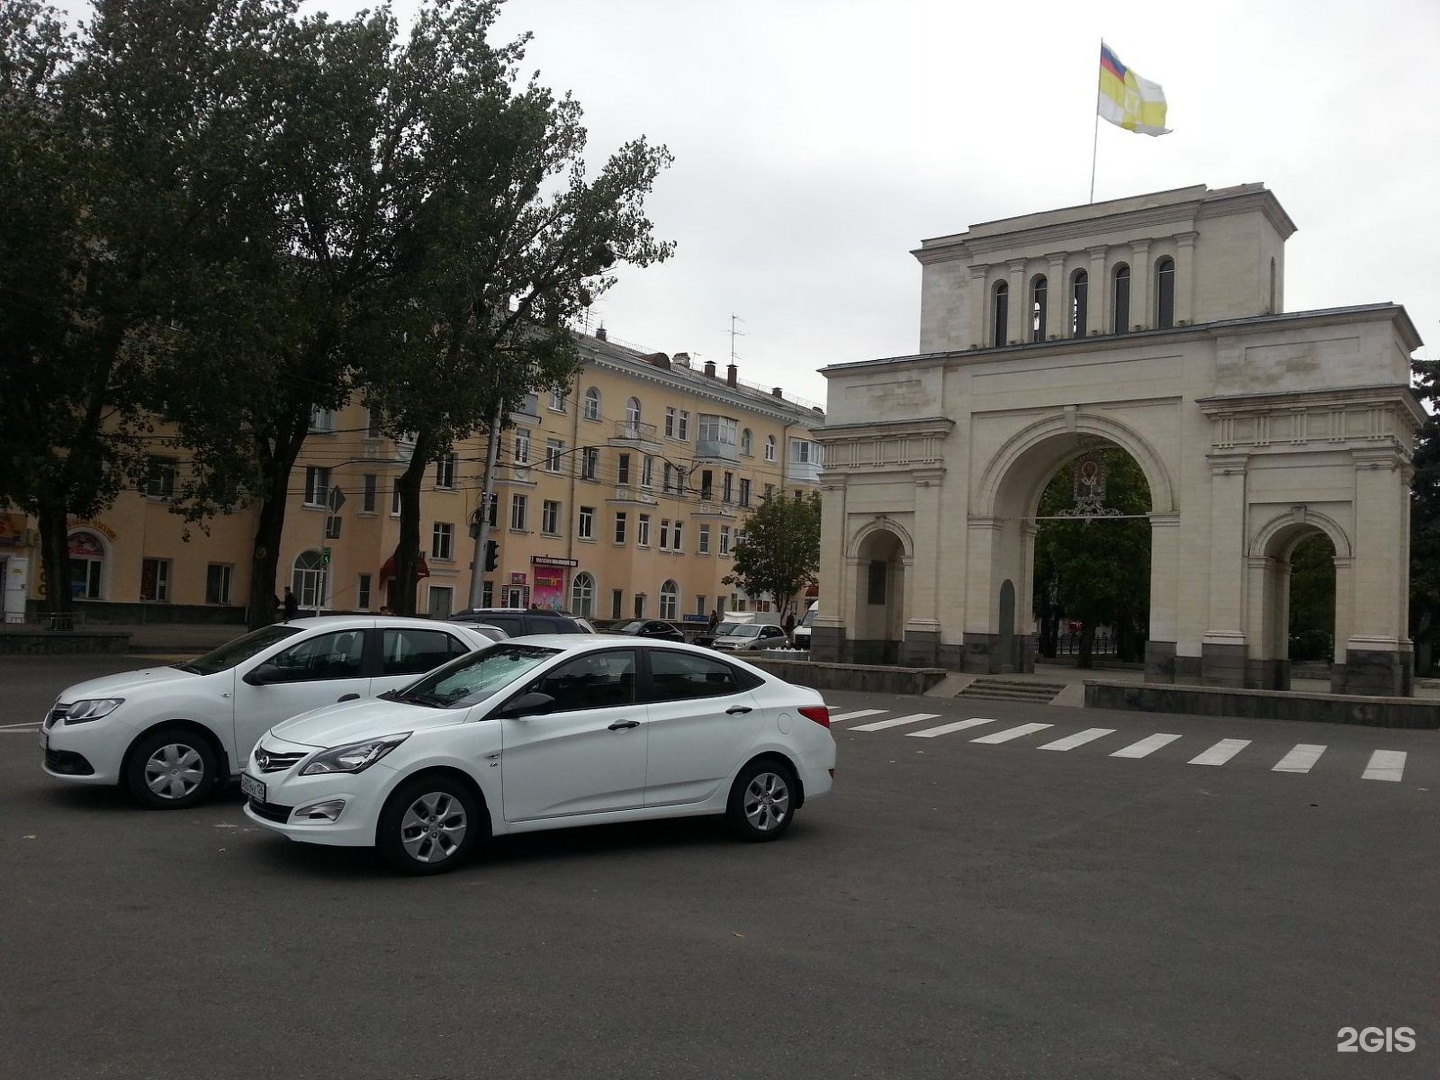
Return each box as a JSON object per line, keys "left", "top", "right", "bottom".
{"left": 0, "top": 330, "right": 825, "bottom": 627}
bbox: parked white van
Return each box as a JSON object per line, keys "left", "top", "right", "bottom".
{"left": 791, "top": 601, "right": 819, "bottom": 649}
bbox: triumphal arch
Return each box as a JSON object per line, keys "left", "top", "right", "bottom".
{"left": 813, "top": 184, "right": 1424, "bottom": 695}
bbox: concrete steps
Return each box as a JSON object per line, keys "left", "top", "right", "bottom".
{"left": 956, "top": 677, "right": 1067, "bottom": 704}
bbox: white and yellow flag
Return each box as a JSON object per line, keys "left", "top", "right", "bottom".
{"left": 1098, "top": 43, "right": 1170, "bottom": 136}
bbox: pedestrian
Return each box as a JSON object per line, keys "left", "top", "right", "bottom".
{"left": 707, "top": 609, "right": 719, "bottom": 633}
{"left": 283, "top": 587, "right": 299, "bottom": 622}
{"left": 379, "top": 605, "right": 392, "bottom": 616}
{"left": 784, "top": 610, "right": 796, "bottom": 639}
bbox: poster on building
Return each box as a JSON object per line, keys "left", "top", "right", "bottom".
{"left": 0, "top": 513, "right": 27, "bottom": 547}
{"left": 532, "top": 565, "right": 565, "bottom": 609}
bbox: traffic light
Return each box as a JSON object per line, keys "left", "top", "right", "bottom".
{"left": 484, "top": 539, "right": 499, "bottom": 572}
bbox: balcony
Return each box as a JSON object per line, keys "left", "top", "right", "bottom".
{"left": 691, "top": 500, "right": 736, "bottom": 519}
{"left": 609, "top": 421, "right": 661, "bottom": 449}
{"left": 692, "top": 437, "right": 739, "bottom": 464}
{"left": 608, "top": 484, "right": 659, "bottom": 506}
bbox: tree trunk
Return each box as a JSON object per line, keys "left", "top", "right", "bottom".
{"left": 36, "top": 495, "right": 72, "bottom": 622}
{"left": 244, "top": 412, "right": 312, "bottom": 629}
{"left": 391, "top": 429, "right": 433, "bottom": 617}
{"left": 1077, "top": 619, "right": 1095, "bottom": 669}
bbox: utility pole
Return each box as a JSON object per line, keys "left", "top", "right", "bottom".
{"left": 467, "top": 405, "right": 504, "bottom": 610}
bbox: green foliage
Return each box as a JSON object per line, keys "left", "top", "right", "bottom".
{"left": 1409, "top": 359, "right": 1440, "bottom": 671}
{"left": 1288, "top": 533, "right": 1335, "bottom": 662}
{"left": 723, "top": 492, "right": 821, "bottom": 619}
{"left": 1033, "top": 449, "right": 1151, "bottom": 665}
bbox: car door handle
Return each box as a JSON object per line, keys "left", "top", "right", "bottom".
{"left": 337, "top": 693, "right": 360, "bottom": 703}
{"left": 607, "top": 719, "right": 640, "bottom": 730}
{"left": 726, "top": 706, "right": 752, "bottom": 714}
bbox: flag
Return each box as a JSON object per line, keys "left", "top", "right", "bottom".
{"left": 1098, "top": 43, "right": 1170, "bottom": 136}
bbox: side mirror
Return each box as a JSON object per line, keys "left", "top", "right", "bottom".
{"left": 491, "top": 691, "right": 556, "bottom": 720}
{"left": 243, "top": 663, "right": 283, "bottom": 686}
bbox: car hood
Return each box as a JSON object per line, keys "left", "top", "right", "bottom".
{"left": 269, "top": 696, "right": 466, "bottom": 748}
{"left": 58, "top": 665, "right": 202, "bottom": 701}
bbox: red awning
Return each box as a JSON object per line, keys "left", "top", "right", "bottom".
{"left": 378, "top": 554, "right": 430, "bottom": 583}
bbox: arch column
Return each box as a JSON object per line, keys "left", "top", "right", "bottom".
{"left": 901, "top": 469, "right": 945, "bottom": 666}
{"left": 1006, "top": 260, "right": 1026, "bottom": 345}
{"left": 1087, "top": 246, "right": 1107, "bottom": 335}
{"left": 1174, "top": 232, "right": 1197, "bottom": 324}
{"left": 963, "top": 517, "right": 1003, "bottom": 672}
{"left": 1145, "top": 512, "right": 1181, "bottom": 682}
{"left": 969, "top": 266, "right": 989, "bottom": 348}
{"left": 1202, "top": 453, "right": 1249, "bottom": 686}
{"left": 1129, "top": 241, "right": 1151, "bottom": 330}
{"left": 1335, "top": 448, "right": 1412, "bottom": 694}
{"left": 1246, "top": 554, "right": 1289, "bottom": 689}
{"left": 1045, "top": 253, "right": 1067, "bottom": 341}
{"left": 812, "top": 475, "right": 848, "bottom": 663}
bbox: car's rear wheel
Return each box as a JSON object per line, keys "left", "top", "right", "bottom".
{"left": 377, "top": 775, "right": 480, "bottom": 875}
{"left": 725, "top": 758, "right": 798, "bottom": 842}
{"left": 125, "top": 726, "right": 219, "bottom": 810}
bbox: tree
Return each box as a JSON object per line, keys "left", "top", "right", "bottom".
{"left": 1409, "top": 358, "right": 1440, "bottom": 673}
{"left": 723, "top": 492, "right": 821, "bottom": 620}
{"left": 1032, "top": 449, "right": 1151, "bottom": 668}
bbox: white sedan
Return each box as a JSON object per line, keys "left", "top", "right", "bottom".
{"left": 242, "top": 636, "right": 836, "bottom": 874}
{"left": 40, "top": 616, "right": 498, "bottom": 809}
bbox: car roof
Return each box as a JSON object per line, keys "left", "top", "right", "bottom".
{"left": 279, "top": 615, "right": 494, "bottom": 634}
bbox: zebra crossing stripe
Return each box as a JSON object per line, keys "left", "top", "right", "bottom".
{"left": 1039, "top": 728, "right": 1116, "bottom": 751}
{"left": 1110, "top": 733, "right": 1182, "bottom": 759}
{"left": 829, "top": 709, "right": 886, "bottom": 724}
{"left": 1188, "top": 739, "right": 1251, "bottom": 766}
{"left": 1361, "top": 750, "right": 1406, "bottom": 782}
{"left": 971, "top": 723, "right": 1054, "bottom": 745}
{"left": 850, "top": 713, "right": 941, "bottom": 732}
{"left": 1272, "top": 744, "right": 1326, "bottom": 774}
{"left": 907, "top": 717, "right": 998, "bottom": 739}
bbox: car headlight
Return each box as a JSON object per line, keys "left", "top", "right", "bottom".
{"left": 64, "top": 698, "right": 125, "bottom": 723}
{"left": 300, "top": 733, "right": 411, "bottom": 776}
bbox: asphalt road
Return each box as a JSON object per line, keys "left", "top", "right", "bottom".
{"left": 3, "top": 655, "right": 1437, "bottom": 1079}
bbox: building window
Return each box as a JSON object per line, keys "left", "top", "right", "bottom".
{"left": 698, "top": 414, "right": 738, "bottom": 450}
{"left": 698, "top": 524, "right": 711, "bottom": 554}
{"left": 365, "top": 409, "right": 383, "bottom": 438}
{"left": 1031, "top": 274, "right": 1047, "bottom": 342}
{"left": 700, "top": 470, "right": 713, "bottom": 501}
{"left": 665, "top": 406, "right": 677, "bottom": 438}
{"left": 325, "top": 515, "right": 341, "bottom": 540}
{"left": 140, "top": 558, "right": 171, "bottom": 602}
{"left": 663, "top": 462, "right": 676, "bottom": 493}
{"left": 1113, "top": 263, "right": 1131, "bottom": 333}
{"left": 204, "top": 564, "right": 233, "bottom": 605}
{"left": 791, "top": 440, "right": 817, "bottom": 465}
{"left": 614, "top": 512, "right": 627, "bottom": 544}
{"left": 391, "top": 481, "right": 402, "bottom": 516}
{"left": 723, "top": 471, "right": 734, "bottom": 502}
{"left": 546, "top": 438, "right": 564, "bottom": 473}
{"left": 992, "top": 281, "right": 1009, "bottom": 347}
{"left": 1155, "top": 256, "right": 1175, "bottom": 329}
{"left": 542, "top": 499, "right": 560, "bottom": 535}
{"left": 678, "top": 410, "right": 689, "bottom": 441}
{"left": 304, "top": 466, "right": 330, "bottom": 507}
{"left": 579, "top": 505, "right": 595, "bottom": 540}
{"left": 293, "top": 550, "right": 327, "bottom": 610}
{"left": 513, "top": 428, "right": 531, "bottom": 464}
{"left": 672, "top": 520, "right": 683, "bottom": 551}
{"left": 1071, "top": 269, "right": 1089, "bottom": 337}
{"left": 720, "top": 525, "right": 731, "bottom": 555}
{"left": 765, "top": 435, "right": 776, "bottom": 462}
{"left": 660, "top": 580, "right": 678, "bottom": 619}
{"left": 659, "top": 519, "right": 670, "bottom": 550}
{"left": 362, "top": 474, "right": 377, "bottom": 513}
{"left": 618, "top": 452, "right": 631, "bottom": 486}
{"left": 357, "top": 573, "right": 372, "bottom": 610}
{"left": 432, "top": 522, "right": 454, "bottom": 560}
{"left": 583, "top": 387, "right": 600, "bottom": 421}
{"left": 637, "top": 514, "right": 651, "bottom": 547}
{"left": 642, "top": 456, "right": 654, "bottom": 489}
{"left": 145, "top": 457, "right": 178, "bottom": 500}
{"left": 435, "top": 454, "right": 456, "bottom": 489}
{"left": 581, "top": 447, "right": 599, "bottom": 480}
{"left": 633, "top": 593, "right": 646, "bottom": 619}
{"left": 739, "top": 479, "right": 751, "bottom": 507}
{"left": 309, "top": 407, "right": 335, "bottom": 433}
{"left": 741, "top": 428, "right": 753, "bottom": 456}
{"left": 625, "top": 397, "right": 641, "bottom": 428}
{"left": 550, "top": 386, "right": 566, "bottom": 412}
{"left": 510, "top": 494, "right": 527, "bottom": 531}
{"left": 611, "top": 589, "right": 624, "bottom": 620}
{"left": 570, "top": 572, "right": 595, "bottom": 618}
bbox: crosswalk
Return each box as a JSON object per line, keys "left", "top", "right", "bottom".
{"left": 828, "top": 710, "right": 1416, "bottom": 783}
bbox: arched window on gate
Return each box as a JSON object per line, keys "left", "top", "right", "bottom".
{"left": 1030, "top": 275, "right": 1048, "bottom": 342}
{"left": 293, "top": 550, "right": 327, "bottom": 612}
{"left": 1155, "top": 256, "right": 1175, "bottom": 329}
{"left": 1112, "top": 264, "right": 1131, "bottom": 334}
{"left": 659, "top": 579, "right": 678, "bottom": 620}
{"left": 992, "top": 281, "right": 1009, "bottom": 347}
{"left": 1070, "top": 269, "right": 1088, "bottom": 337}
{"left": 570, "top": 571, "right": 595, "bottom": 618}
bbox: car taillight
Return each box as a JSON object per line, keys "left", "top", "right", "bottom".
{"left": 798, "top": 705, "right": 830, "bottom": 729}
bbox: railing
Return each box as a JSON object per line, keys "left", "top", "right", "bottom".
{"left": 1052, "top": 628, "right": 1117, "bottom": 656}
{"left": 25, "top": 611, "right": 84, "bottom": 631}
{"left": 611, "top": 421, "right": 659, "bottom": 443}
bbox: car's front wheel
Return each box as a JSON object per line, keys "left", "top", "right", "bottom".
{"left": 377, "top": 774, "right": 481, "bottom": 875}
{"left": 725, "top": 758, "right": 798, "bottom": 842}
{"left": 125, "top": 726, "right": 220, "bottom": 810}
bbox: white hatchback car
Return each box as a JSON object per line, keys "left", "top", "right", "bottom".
{"left": 242, "top": 636, "right": 836, "bottom": 874}
{"left": 40, "top": 616, "right": 497, "bottom": 809}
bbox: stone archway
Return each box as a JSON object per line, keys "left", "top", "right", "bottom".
{"left": 844, "top": 524, "right": 908, "bottom": 665}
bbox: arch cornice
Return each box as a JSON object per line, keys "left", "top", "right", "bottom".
{"left": 974, "top": 408, "right": 1177, "bottom": 517}
{"left": 1249, "top": 505, "right": 1352, "bottom": 559}
{"left": 847, "top": 518, "right": 914, "bottom": 560}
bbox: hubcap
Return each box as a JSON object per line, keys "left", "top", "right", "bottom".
{"left": 399, "top": 792, "right": 468, "bottom": 863}
{"left": 742, "top": 771, "right": 790, "bottom": 832}
{"left": 144, "top": 743, "right": 205, "bottom": 800}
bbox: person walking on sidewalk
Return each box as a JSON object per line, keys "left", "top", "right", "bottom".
{"left": 282, "top": 587, "right": 299, "bottom": 622}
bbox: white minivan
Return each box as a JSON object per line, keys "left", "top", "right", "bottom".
{"left": 791, "top": 602, "right": 819, "bottom": 649}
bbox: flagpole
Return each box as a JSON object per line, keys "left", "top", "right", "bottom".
{"left": 1089, "top": 39, "right": 1102, "bottom": 203}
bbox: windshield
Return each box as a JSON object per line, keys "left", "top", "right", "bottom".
{"left": 617, "top": 621, "right": 644, "bottom": 633}
{"left": 391, "top": 643, "right": 558, "bottom": 709}
{"left": 176, "top": 624, "right": 304, "bottom": 675}
{"left": 729, "top": 624, "right": 763, "bottom": 638}
{"left": 713, "top": 622, "right": 741, "bottom": 636}
{"left": 800, "top": 609, "right": 818, "bottom": 627}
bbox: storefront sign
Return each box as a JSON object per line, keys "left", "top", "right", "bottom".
{"left": 531, "top": 556, "right": 579, "bottom": 567}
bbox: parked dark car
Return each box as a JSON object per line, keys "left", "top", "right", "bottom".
{"left": 451, "top": 608, "right": 594, "bottom": 637}
{"left": 610, "top": 619, "right": 685, "bottom": 642}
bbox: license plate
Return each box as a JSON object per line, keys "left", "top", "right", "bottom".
{"left": 240, "top": 773, "right": 266, "bottom": 802}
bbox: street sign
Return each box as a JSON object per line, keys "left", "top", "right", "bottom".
{"left": 327, "top": 485, "right": 346, "bottom": 513}
{"left": 321, "top": 546, "right": 332, "bottom": 565}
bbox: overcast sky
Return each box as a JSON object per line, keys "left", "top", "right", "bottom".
{"left": 76, "top": 0, "right": 1440, "bottom": 407}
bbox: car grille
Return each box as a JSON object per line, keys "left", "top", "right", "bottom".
{"left": 253, "top": 749, "right": 307, "bottom": 774}
{"left": 43, "top": 705, "right": 68, "bottom": 730}
{"left": 45, "top": 749, "right": 94, "bottom": 775}
{"left": 247, "top": 798, "right": 294, "bottom": 823}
